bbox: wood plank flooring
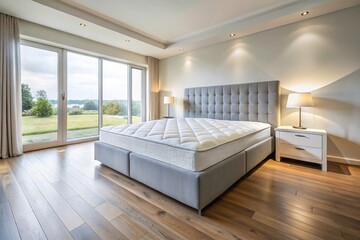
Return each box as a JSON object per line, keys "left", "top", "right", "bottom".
{"left": 1, "top": 142, "right": 359, "bottom": 240}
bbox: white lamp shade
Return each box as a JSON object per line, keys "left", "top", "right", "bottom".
{"left": 286, "top": 93, "right": 313, "bottom": 108}
{"left": 164, "top": 96, "right": 174, "bottom": 104}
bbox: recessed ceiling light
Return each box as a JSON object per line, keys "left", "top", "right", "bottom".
{"left": 179, "top": 48, "right": 184, "bottom": 52}
{"left": 230, "top": 33, "right": 236, "bottom": 37}
{"left": 80, "top": 23, "right": 86, "bottom": 27}
{"left": 301, "top": 11, "right": 309, "bottom": 16}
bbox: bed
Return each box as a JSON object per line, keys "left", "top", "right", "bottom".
{"left": 95, "top": 80, "right": 280, "bottom": 215}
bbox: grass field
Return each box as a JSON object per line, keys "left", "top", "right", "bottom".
{"left": 22, "top": 112, "right": 140, "bottom": 144}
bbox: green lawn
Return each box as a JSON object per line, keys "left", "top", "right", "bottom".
{"left": 22, "top": 113, "right": 140, "bottom": 144}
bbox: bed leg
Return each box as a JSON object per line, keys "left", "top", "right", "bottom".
{"left": 198, "top": 209, "right": 202, "bottom": 216}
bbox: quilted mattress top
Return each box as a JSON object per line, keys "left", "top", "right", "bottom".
{"left": 101, "top": 118, "right": 270, "bottom": 152}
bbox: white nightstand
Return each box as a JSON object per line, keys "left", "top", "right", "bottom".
{"left": 275, "top": 126, "right": 327, "bottom": 171}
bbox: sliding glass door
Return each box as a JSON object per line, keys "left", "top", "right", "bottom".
{"left": 66, "top": 52, "right": 99, "bottom": 140}
{"left": 102, "top": 62, "right": 146, "bottom": 125}
{"left": 20, "top": 41, "right": 147, "bottom": 150}
{"left": 102, "top": 60, "right": 128, "bottom": 126}
{"left": 131, "top": 67, "right": 145, "bottom": 123}
{"left": 20, "top": 43, "right": 62, "bottom": 149}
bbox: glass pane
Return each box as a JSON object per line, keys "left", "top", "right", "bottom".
{"left": 102, "top": 60, "right": 128, "bottom": 127}
{"left": 131, "top": 68, "right": 143, "bottom": 123}
{"left": 21, "top": 45, "right": 58, "bottom": 144}
{"left": 67, "top": 52, "right": 98, "bottom": 139}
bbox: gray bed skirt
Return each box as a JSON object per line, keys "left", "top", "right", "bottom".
{"left": 94, "top": 137, "right": 273, "bottom": 214}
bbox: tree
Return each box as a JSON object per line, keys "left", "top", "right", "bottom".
{"left": 83, "top": 101, "right": 98, "bottom": 110}
{"left": 36, "top": 90, "right": 47, "bottom": 99}
{"left": 32, "top": 90, "right": 53, "bottom": 117}
{"left": 69, "top": 108, "right": 83, "bottom": 115}
{"left": 21, "top": 84, "right": 33, "bottom": 111}
{"left": 103, "top": 101, "right": 121, "bottom": 115}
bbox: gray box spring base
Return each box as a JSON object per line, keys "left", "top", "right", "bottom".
{"left": 94, "top": 141, "right": 130, "bottom": 176}
{"left": 94, "top": 137, "right": 273, "bottom": 214}
{"left": 95, "top": 80, "right": 279, "bottom": 214}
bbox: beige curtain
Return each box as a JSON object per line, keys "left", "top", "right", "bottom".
{"left": 0, "top": 13, "right": 22, "bottom": 158}
{"left": 147, "top": 56, "right": 160, "bottom": 120}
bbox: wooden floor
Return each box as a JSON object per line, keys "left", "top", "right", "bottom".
{"left": 1, "top": 142, "right": 360, "bottom": 240}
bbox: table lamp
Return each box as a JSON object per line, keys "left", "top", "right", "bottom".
{"left": 163, "top": 96, "right": 174, "bottom": 118}
{"left": 286, "top": 93, "right": 313, "bottom": 129}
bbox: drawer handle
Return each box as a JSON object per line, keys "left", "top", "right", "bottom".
{"left": 295, "top": 134, "right": 306, "bottom": 138}
{"left": 295, "top": 147, "right": 305, "bottom": 151}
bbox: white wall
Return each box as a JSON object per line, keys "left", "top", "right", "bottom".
{"left": 159, "top": 6, "right": 360, "bottom": 164}
{"left": 19, "top": 20, "right": 147, "bottom": 65}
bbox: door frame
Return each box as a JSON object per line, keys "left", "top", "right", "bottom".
{"left": 129, "top": 65, "right": 147, "bottom": 123}
{"left": 21, "top": 40, "right": 65, "bottom": 152}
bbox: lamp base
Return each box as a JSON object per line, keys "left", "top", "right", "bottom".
{"left": 293, "top": 126, "right": 307, "bottom": 129}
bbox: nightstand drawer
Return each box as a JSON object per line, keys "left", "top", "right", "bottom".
{"left": 279, "top": 132, "right": 322, "bottom": 148}
{"left": 279, "top": 143, "right": 322, "bottom": 161}
{"left": 275, "top": 126, "right": 327, "bottom": 171}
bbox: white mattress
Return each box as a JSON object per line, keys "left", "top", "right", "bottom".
{"left": 100, "top": 118, "right": 271, "bottom": 171}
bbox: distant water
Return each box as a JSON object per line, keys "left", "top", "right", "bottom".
{"left": 52, "top": 104, "right": 84, "bottom": 108}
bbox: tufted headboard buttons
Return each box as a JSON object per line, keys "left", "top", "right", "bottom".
{"left": 184, "top": 81, "right": 280, "bottom": 133}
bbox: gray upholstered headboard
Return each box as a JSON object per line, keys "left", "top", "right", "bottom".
{"left": 183, "top": 80, "right": 280, "bottom": 130}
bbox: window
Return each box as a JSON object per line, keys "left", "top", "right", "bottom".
{"left": 20, "top": 41, "right": 146, "bottom": 150}
{"left": 67, "top": 52, "right": 99, "bottom": 140}
{"left": 20, "top": 44, "right": 60, "bottom": 145}
{"left": 131, "top": 68, "right": 145, "bottom": 123}
{"left": 102, "top": 60, "right": 128, "bottom": 126}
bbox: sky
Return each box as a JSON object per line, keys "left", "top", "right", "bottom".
{"left": 20, "top": 45, "right": 142, "bottom": 101}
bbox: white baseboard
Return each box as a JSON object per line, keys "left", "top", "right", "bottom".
{"left": 327, "top": 155, "right": 360, "bottom": 166}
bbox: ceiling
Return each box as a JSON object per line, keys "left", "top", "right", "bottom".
{"left": 0, "top": 0, "right": 359, "bottom": 59}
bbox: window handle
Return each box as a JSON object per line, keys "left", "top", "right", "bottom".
{"left": 61, "top": 92, "right": 66, "bottom": 101}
